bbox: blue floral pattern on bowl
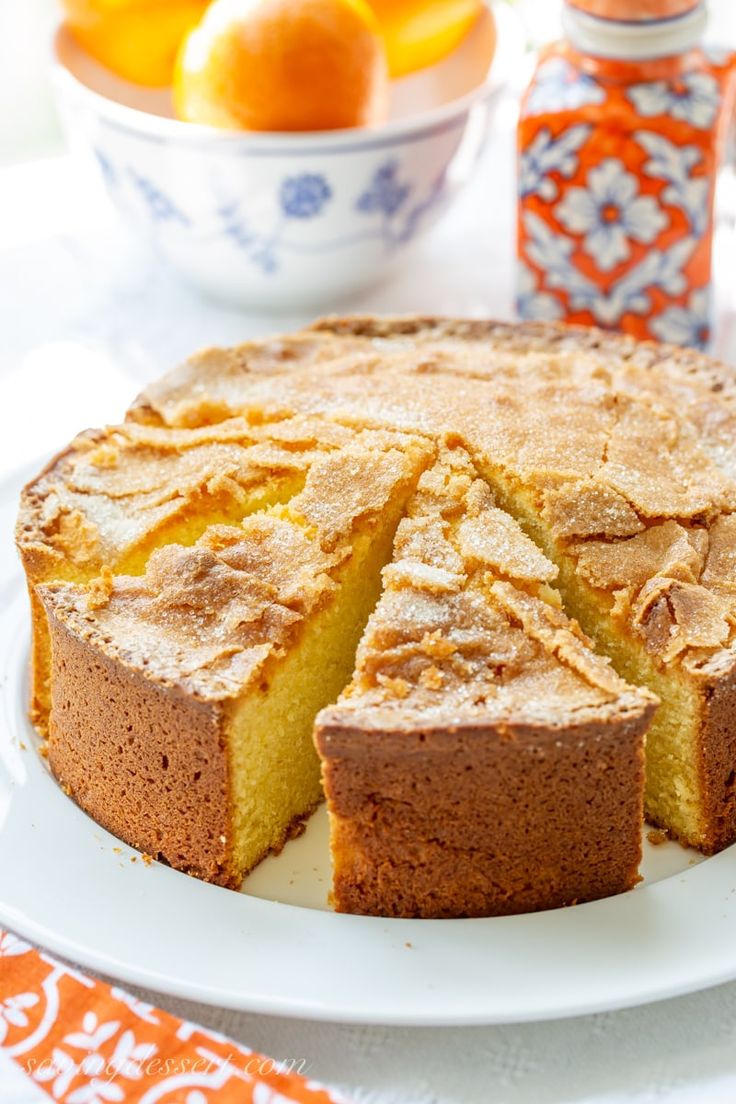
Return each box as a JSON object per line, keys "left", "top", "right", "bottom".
{"left": 213, "top": 173, "right": 334, "bottom": 273}
{"left": 280, "top": 174, "right": 332, "bottom": 219}
{"left": 129, "top": 170, "right": 190, "bottom": 226}
{"left": 356, "top": 161, "right": 411, "bottom": 217}
{"left": 89, "top": 127, "right": 471, "bottom": 301}
{"left": 355, "top": 160, "right": 448, "bottom": 249}
{"left": 92, "top": 146, "right": 456, "bottom": 280}
{"left": 95, "top": 154, "right": 449, "bottom": 277}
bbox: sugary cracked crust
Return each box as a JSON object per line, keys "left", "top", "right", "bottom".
{"left": 38, "top": 430, "right": 432, "bottom": 702}
{"left": 16, "top": 415, "right": 362, "bottom": 576}
{"left": 130, "top": 315, "right": 736, "bottom": 675}
{"left": 321, "top": 445, "right": 655, "bottom": 735}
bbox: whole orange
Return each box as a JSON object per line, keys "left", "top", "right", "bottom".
{"left": 173, "top": 0, "right": 389, "bottom": 131}
{"left": 368, "top": 0, "right": 483, "bottom": 78}
{"left": 61, "top": 0, "right": 209, "bottom": 87}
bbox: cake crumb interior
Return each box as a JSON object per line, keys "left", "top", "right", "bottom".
{"left": 226, "top": 497, "right": 411, "bottom": 876}
{"left": 475, "top": 462, "right": 705, "bottom": 846}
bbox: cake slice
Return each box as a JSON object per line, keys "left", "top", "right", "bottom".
{"left": 17, "top": 414, "right": 360, "bottom": 731}
{"left": 315, "top": 446, "right": 657, "bottom": 918}
{"left": 37, "top": 430, "right": 432, "bottom": 885}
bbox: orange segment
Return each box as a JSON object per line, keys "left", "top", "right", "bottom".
{"left": 369, "top": 0, "right": 483, "bottom": 78}
{"left": 173, "top": 0, "right": 389, "bottom": 132}
{"left": 62, "top": 0, "right": 209, "bottom": 87}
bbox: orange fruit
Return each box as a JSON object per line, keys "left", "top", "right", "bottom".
{"left": 173, "top": 0, "right": 389, "bottom": 131}
{"left": 368, "top": 0, "right": 483, "bottom": 78}
{"left": 61, "top": 0, "right": 209, "bottom": 87}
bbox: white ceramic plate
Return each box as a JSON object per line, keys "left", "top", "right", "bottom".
{"left": 3, "top": 463, "right": 736, "bottom": 1027}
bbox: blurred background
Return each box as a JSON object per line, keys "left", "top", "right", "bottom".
{"left": 4, "top": 0, "right": 736, "bottom": 166}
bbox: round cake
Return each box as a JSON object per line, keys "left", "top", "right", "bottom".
{"left": 16, "top": 317, "right": 736, "bottom": 918}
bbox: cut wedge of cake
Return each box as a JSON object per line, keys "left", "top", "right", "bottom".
{"left": 36, "top": 430, "right": 432, "bottom": 885}
{"left": 315, "top": 446, "right": 656, "bottom": 917}
{"left": 129, "top": 316, "right": 736, "bottom": 856}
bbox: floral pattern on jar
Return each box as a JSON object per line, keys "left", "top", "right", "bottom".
{"left": 517, "top": 45, "right": 736, "bottom": 347}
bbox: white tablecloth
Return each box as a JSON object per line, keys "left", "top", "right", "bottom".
{"left": 4, "top": 117, "right": 736, "bottom": 1104}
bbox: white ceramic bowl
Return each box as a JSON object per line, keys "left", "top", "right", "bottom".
{"left": 51, "top": 3, "right": 523, "bottom": 310}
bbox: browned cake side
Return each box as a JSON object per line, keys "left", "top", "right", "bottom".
{"left": 316, "top": 712, "right": 648, "bottom": 918}
{"left": 46, "top": 608, "right": 236, "bottom": 884}
{"left": 689, "top": 650, "right": 736, "bottom": 852}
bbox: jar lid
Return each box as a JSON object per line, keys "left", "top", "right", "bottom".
{"left": 563, "top": 1, "right": 707, "bottom": 58}
{"left": 567, "top": 0, "right": 699, "bottom": 21}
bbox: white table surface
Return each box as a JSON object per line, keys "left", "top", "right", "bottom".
{"left": 5, "top": 114, "right": 736, "bottom": 1104}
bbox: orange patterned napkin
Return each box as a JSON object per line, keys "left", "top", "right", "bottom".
{"left": 0, "top": 928, "right": 348, "bottom": 1103}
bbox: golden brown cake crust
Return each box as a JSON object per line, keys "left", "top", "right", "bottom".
{"left": 324, "top": 445, "right": 651, "bottom": 721}
{"left": 132, "top": 316, "right": 736, "bottom": 540}
{"left": 15, "top": 413, "right": 353, "bottom": 727}
{"left": 16, "top": 415, "right": 364, "bottom": 579}
{"left": 133, "top": 314, "right": 736, "bottom": 682}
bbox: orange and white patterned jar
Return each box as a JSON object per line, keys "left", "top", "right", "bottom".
{"left": 517, "top": 0, "right": 736, "bottom": 347}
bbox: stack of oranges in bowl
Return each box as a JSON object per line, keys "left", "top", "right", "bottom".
{"left": 54, "top": 0, "right": 510, "bottom": 308}
{"left": 60, "top": 0, "right": 487, "bottom": 131}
